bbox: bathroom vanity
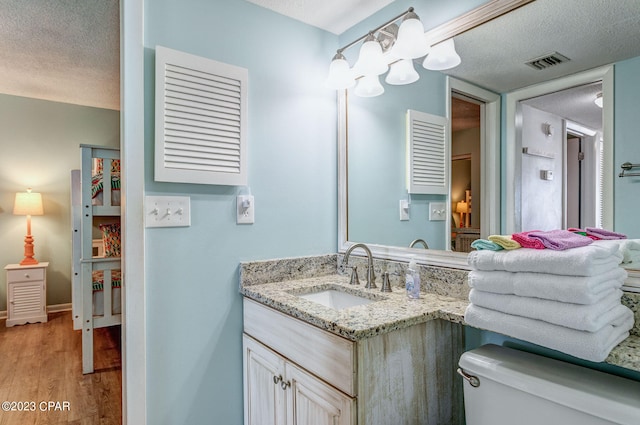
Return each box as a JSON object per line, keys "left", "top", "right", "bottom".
{"left": 241, "top": 259, "right": 468, "bottom": 425}
{"left": 240, "top": 254, "right": 640, "bottom": 425}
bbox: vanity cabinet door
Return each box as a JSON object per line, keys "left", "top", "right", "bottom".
{"left": 286, "top": 362, "right": 355, "bottom": 425}
{"left": 243, "top": 335, "right": 287, "bottom": 425}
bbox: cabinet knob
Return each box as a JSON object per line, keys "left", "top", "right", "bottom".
{"left": 273, "top": 375, "right": 282, "bottom": 385}
{"left": 24, "top": 273, "right": 30, "bottom": 278}
{"left": 280, "top": 380, "right": 291, "bottom": 391}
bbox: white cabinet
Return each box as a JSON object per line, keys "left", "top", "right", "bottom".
{"left": 5, "top": 262, "right": 49, "bottom": 327}
{"left": 244, "top": 334, "right": 286, "bottom": 425}
{"left": 243, "top": 298, "right": 465, "bottom": 425}
{"left": 243, "top": 334, "right": 354, "bottom": 425}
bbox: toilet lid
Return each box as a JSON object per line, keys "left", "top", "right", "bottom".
{"left": 459, "top": 344, "right": 640, "bottom": 424}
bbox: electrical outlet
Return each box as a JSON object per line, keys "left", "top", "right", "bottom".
{"left": 429, "top": 202, "right": 446, "bottom": 221}
{"left": 145, "top": 196, "right": 191, "bottom": 228}
{"left": 237, "top": 195, "right": 255, "bottom": 224}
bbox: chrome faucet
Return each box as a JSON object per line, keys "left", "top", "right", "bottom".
{"left": 409, "top": 238, "right": 429, "bottom": 249}
{"left": 342, "top": 243, "right": 376, "bottom": 289}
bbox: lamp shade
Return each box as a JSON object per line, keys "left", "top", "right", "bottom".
{"left": 354, "top": 35, "right": 388, "bottom": 76}
{"left": 456, "top": 201, "right": 469, "bottom": 214}
{"left": 325, "top": 53, "right": 356, "bottom": 90}
{"left": 354, "top": 75, "right": 384, "bottom": 97}
{"left": 594, "top": 92, "right": 603, "bottom": 108}
{"left": 385, "top": 59, "right": 420, "bottom": 85}
{"left": 14, "top": 190, "right": 44, "bottom": 216}
{"left": 391, "top": 12, "right": 430, "bottom": 60}
{"left": 423, "top": 38, "right": 461, "bottom": 71}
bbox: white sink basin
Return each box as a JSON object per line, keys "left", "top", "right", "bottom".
{"left": 298, "top": 289, "right": 374, "bottom": 310}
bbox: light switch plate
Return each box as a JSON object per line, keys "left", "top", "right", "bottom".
{"left": 429, "top": 202, "right": 446, "bottom": 221}
{"left": 399, "top": 200, "right": 410, "bottom": 221}
{"left": 145, "top": 196, "right": 191, "bottom": 228}
{"left": 237, "top": 195, "right": 255, "bottom": 224}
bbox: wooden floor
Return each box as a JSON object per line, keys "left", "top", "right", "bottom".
{"left": 0, "top": 311, "right": 121, "bottom": 425}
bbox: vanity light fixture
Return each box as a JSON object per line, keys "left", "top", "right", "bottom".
{"left": 325, "top": 7, "right": 461, "bottom": 96}
{"left": 594, "top": 92, "right": 603, "bottom": 108}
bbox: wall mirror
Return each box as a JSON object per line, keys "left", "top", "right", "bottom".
{"left": 337, "top": 0, "right": 640, "bottom": 270}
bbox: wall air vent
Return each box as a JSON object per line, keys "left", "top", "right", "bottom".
{"left": 525, "top": 52, "right": 571, "bottom": 70}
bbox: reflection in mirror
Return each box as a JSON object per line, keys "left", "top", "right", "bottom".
{"left": 518, "top": 82, "right": 603, "bottom": 231}
{"left": 346, "top": 76, "right": 448, "bottom": 250}
{"left": 450, "top": 94, "right": 482, "bottom": 252}
{"left": 339, "top": 0, "right": 640, "bottom": 273}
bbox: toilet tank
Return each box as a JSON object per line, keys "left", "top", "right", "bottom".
{"left": 458, "top": 344, "right": 640, "bottom": 425}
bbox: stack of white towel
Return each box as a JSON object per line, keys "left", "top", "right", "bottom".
{"left": 464, "top": 242, "right": 634, "bottom": 362}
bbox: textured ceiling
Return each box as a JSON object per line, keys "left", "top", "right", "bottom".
{"left": 0, "top": 0, "right": 119, "bottom": 110}
{"left": 445, "top": 0, "right": 640, "bottom": 93}
{"left": 523, "top": 82, "right": 603, "bottom": 132}
{"left": 245, "top": 0, "right": 394, "bottom": 35}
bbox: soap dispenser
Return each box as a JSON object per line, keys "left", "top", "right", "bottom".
{"left": 406, "top": 258, "right": 421, "bottom": 299}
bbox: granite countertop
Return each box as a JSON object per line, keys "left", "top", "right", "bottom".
{"left": 240, "top": 274, "right": 469, "bottom": 341}
{"left": 240, "top": 271, "right": 640, "bottom": 374}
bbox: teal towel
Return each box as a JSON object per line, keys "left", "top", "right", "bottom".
{"left": 470, "top": 239, "right": 503, "bottom": 251}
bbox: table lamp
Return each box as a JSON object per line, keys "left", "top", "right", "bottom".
{"left": 13, "top": 188, "right": 44, "bottom": 265}
{"left": 456, "top": 201, "right": 469, "bottom": 228}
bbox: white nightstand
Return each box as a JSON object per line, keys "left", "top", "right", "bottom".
{"left": 4, "top": 262, "right": 49, "bottom": 327}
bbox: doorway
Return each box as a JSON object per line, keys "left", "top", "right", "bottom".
{"left": 447, "top": 77, "right": 501, "bottom": 250}
{"left": 451, "top": 94, "right": 481, "bottom": 252}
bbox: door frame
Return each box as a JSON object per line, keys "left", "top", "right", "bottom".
{"left": 121, "top": 0, "right": 146, "bottom": 423}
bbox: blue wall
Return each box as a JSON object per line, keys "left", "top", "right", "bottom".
{"left": 348, "top": 76, "right": 449, "bottom": 249}
{"left": 614, "top": 55, "right": 640, "bottom": 236}
{"left": 144, "top": 1, "right": 337, "bottom": 423}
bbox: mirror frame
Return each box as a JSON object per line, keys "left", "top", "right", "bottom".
{"left": 338, "top": 76, "right": 501, "bottom": 269}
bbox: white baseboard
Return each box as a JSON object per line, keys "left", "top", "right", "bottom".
{"left": 48, "top": 303, "right": 72, "bottom": 313}
{"left": 0, "top": 303, "right": 72, "bottom": 320}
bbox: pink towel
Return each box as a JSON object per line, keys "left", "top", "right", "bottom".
{"left": 568, "top": 227, "right": 600, "bottom": 240}
{"left": 512, "top": 230, "right": 545, "bottom": 249}
{"left": 528, "top": 229, "right": 593, "bottom": 251}
{"left": 586, "top": 227, "right": 627, "bottom": 240}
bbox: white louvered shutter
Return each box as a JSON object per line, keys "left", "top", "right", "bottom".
{"left": 155, "top": 46, "right": 248, "bottom": 185}
{"left": 406, "top": 109, "right": 449, "bottom": 194}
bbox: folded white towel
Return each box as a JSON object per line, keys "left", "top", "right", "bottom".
{"left": 469, "top": 289, "right": 626, "bottom": 332}
{"left": 468, "top": 267, "right": 628, "bottom": 304}
{"left": 467, "top": 244, "right": 623, "bottom": 276}
{"left": 464, "top": 304, "right": 633, "bottom": 362}
{"left": 594, "top": 239, "right": 640, "bottom": 264}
